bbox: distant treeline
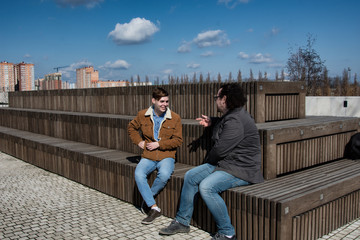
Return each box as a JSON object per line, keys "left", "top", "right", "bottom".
{"left": 127, "top": 68, "right": 359, "bottom": 97}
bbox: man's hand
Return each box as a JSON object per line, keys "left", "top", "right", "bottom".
{"left": 196, "top": 115, "right": 212, "bottom": 127}
{"left": 138, "top": 141, "right": 145, "bottom": 149}
{"left": 146, "top": 142, "right": 160, "bottom": 151}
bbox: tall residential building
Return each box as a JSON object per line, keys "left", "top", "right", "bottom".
{"left": 16, "top": 62, "right": 35, "bottom": 91}
{"left": 0, "top": 61, "right": 16, "bottom": 92}
{"left": 43, "top": 72, "right": 62, "bottom": 90}
{"left": 76, "top": 66, "right": 99, "bottom": 88}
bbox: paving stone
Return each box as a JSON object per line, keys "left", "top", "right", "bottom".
{"left": 1, "top": 152, "right": 359, "bottom": 240}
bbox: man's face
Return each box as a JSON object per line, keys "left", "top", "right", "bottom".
{"left": 152, "top": 96, "right": 169, "bottom": 115}
{"left": 215, "top": 88, "right": 227, "bottom": 113}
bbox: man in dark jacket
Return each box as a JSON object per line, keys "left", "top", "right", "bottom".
{"left": 159, "top": 83, "right": 263, "bottom": 240}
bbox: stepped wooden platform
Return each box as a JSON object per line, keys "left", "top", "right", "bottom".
{"left": 0, "top": 126, "right": 359, "bottom": 239}
{"left": 0, "top": 108, "right": 358, "bottom": 179}
{"left": 8, "top": 81, "right": 306, "bottom": 123}
{"left": 1, "top": 82, "right": 360, "bottom": 239}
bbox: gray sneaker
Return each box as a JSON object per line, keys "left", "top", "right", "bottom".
{"left": 141, "top": 209, "right": 161, "bottom": 225}
{"left": 159, "top": 220, "right": 190, "bottom": 235}
{"left": 211, "top": 232, "right": 237, "bottom": 240}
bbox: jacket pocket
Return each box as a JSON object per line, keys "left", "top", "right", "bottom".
{"left": 161, "top": 125, "right": 175, "bottom": 138}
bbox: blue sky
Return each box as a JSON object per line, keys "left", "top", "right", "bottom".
{"left": 1, "top": 0, "right": 359, "bottom": 84}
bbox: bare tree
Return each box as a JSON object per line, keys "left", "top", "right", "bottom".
{"left": 217, "top": 73, "right": 222, "bottom": 83}
{"left": 341, "top": 68, "right": 351, "bottom": 96}
{"left": 352, "top": 73, "right": 359, "bottom": 96}
{"left": 228, "top": 72, "right": 233, "bottom": 82}
{"left": 199, "top": 73, "right": 204, "bottom": 83}
{"left": 322, "top": 67, "right": 331, "bottom": 96}
{"left": 192, "top": 73, "right": 197, "bottom": 83}
{"left": 287, "top": 34, "right": 325, "bottom": 95}
{"left": 249, "top": 69, "right": 254, "bottom": 81}
{"left": 333, "top": 76, "right": 341, "bottom": 96}
{"left": 281, "top": 69, "right": 285, "bottom": 81}
{"left": 237, "top": 70, "right": 242, "bottom": 82}
{"left": 206, "top": 73, "right": 211, "bottom": 83}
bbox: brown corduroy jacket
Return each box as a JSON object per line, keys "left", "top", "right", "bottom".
{"left": 128, "top": 106, "right": 183, "bottom": 161}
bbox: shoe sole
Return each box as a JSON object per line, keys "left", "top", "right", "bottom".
{"left": 141, "top": 221, "right": 153, "bottom": 225}
{"left": 159, "top": 228, "right": 190, "bottom": 235}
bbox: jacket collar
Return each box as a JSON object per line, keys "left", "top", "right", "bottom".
{"left": 145, "top": 106, "right": 172, "bottom": 119}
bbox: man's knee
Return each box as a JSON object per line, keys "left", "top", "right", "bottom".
{"left": 157, "top": 169, "right": 172, "bottom": 182}
{"left": 199, "top": 179, "right": 216, "bottom": 196}
{"left": 135, "top": 167, "right": 147, "bottom": 181}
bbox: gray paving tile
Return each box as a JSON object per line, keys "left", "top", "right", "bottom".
{"left": 1, "top": 151, "right": 359, "bottom": 240}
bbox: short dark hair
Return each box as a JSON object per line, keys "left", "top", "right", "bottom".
{"left": 218, "top": 83, "right": 247, "bottom": 110}
{"left": 152, "top": 87, "right": 169, "bottom": 101}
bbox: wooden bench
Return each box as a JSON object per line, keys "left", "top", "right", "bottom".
{"left": 8, "top": 81, "right": 306, "bottom": 123}
{"left": 258, "top": 116, "right": 360, "bottom": 179}
{"left": 1, "top": 108, "right": 359, "bottom": 179}
{"left": 231, "top": 159, "right": 360, "bottom": 240}
{"left": 1, "top": 126, "right": 359, "bottom": 240}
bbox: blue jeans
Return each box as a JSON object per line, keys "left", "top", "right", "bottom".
{"left": 135, "top": 157, "right": 175, "bottom": 207}
{"left": 175, "top": 163, "right": 249, "bottom": 236}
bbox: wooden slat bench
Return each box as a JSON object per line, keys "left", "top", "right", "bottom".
{"left": 8, "top": 81, "right": 306, "bottom": 123}
{"left": 258, "top": 116, "right": 360, "bottom": 179}
{"left": 232, "top": 159, "right": 360, "bottom": 240}
{"left": 1, "top": 108, "right": 359, "bottom": 180}
{"left": 1, "top": 126, "right": 359, "bottom": 240}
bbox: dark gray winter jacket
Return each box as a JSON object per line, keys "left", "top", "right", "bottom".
{"left": 205, "top": 107, "right": 264, "bottom": 184}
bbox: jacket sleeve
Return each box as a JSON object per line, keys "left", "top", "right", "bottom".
{"left": 158, "top": 116, "right": 183, "bottom": 150}
{"left": 128, "top": 113, "right": 144, "bottom": 145}
{"left": 206, "top": 116, "right": 244, "bottom": 165}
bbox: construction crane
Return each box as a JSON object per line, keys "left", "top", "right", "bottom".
{"left": 53, "top": 66, "right": 69, "bottom": 73}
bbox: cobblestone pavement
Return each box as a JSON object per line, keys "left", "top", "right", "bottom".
{"left": 0, "top": 152, "right": 359, "bottom": 240}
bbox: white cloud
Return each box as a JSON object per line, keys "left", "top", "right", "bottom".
{"left": 58, "top": 60, "right": 92, "bottom": 79}
{"left": 238, "top": 52, "right": 249, "bottom": 59}
{"left": 271, "top": 27, "right": 280, "bottom": 36}
{"left": 24, "top": 54, "right": 31, "bottom": 58}
{"left": 55, "top": 0, "right": 104, "bottom": 8}
{"left": 163, "top": 69, "right": 173, "bottom": 75}
{"left": 177, "top": 41, "right": 191, "bottom": 53}
{"left": 268, "top": 63, "right": 284, "bottom": 68}
{"left": 101, "top": 60, "right": 130, "bottom": 70}
{"left": 218, "top": 0, "right": 250, "bottom": 8}
{"left": 201, "top": 51, "right": 214, "bottom": 57}
{"left": 187, "top": 63, "right": 200, "bottom": 69}
{"left": 193, "top": 30, "right": 230, "bottom": 48}
{"left": 108, "top": 17, "right": 159, "bottom": 45}
{"left": 249, "top": 53, "right": 273, "bottom": 64}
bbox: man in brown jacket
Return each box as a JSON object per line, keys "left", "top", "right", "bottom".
{"left": 128, "top": 87, "right": 183, "bottom": 224}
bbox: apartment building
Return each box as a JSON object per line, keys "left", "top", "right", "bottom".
{"left": 44, "top": 72, "right": 62, "bottom": 90}
{"left": 96, "top": 80, "right": 128, "bottom": 88}
{"left": 16, "top": 62, "right": 35, "bottom": 91}
{"left": 76, "top": 66, "right": 99, "bottom": 88}
{"left": 0, "top": 61, "right": 16, "bottom": 92}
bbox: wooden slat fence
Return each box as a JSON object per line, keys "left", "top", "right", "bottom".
{"left": 9, "top": 81, "right": 306, "bottom": 123}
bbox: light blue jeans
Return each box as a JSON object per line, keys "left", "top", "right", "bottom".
{"left": 175, "top": 163, "right": 249, "bottom": 236}
{"left": 135, "top": 157, "right": 175, "bottom": 207}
